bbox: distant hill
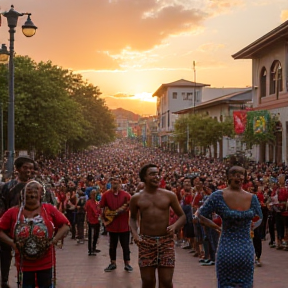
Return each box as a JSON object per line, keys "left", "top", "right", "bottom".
{"left": 111, "top": 108, "right": 141, "bottom": 121}
{"left": 103, "top": 96, "right": 156, "bottom": 116}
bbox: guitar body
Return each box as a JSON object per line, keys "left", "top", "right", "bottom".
{"left": 103, "top": 203, "right": 128, "bottom": 225}
{"left": 103, "top": 207, "right": 118, "bottom": 225}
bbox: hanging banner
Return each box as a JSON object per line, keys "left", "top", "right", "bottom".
{"left": 233, "top": 110, "right": 247, "bottom": 134}
{"left": 252, "top": 110, "right": 268, "bottom": 134}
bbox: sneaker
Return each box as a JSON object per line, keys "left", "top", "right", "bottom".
{"left": 201, "top": 261, "right": 215, "bottom": 266}
{"left": 124, "top": 264, "right": 133, "bottom": 272}
{"left": 189, "top": 249, "right": 196, "bottom": 253}
{"left": 255, "top": 258, "right": 261, "bottom": 267}
{"left": 88, "top": 251, "right": 96, "bottom": 256}
{"left": 79, "top": 240, "right": 84, "bottom": 244}
{"left": 104, "top": 263, "right": 117, "bottom": 272}
{"left": 93, "top": 249, "right": 101, "bottom": 253}
{"left": 199, "top": 259, "right": 210, "bottom": 264}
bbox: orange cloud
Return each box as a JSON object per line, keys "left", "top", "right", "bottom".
{"left": 198, "top": 43, "right": 225, "bottom": 52}
{"left": 281, "top": 10, "right": 288, "bottom": 22}
{"left": 111, "top": 93, "right": 134, "bottom": 99}
{"left": 0, "top": 0, "right": 209, "bottom": 70}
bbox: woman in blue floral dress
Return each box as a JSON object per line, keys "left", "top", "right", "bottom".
{"left": 199, "top": 166, "right": 263, "bottom": 288}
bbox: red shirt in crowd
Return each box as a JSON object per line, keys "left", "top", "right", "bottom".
{"left": 180, "top": 189, "right": 192, "bottom": 205}
{"left": 100, "top": 190, "right": 131, "bottom": 233}
{"left": 85, "top": 199, "right": 101, "bottom": 224}
{"left": 159, "top": 178, "right": 166, "bottom": 188}
{"left": 0, "top": 204, "right": 69, "bottom": 272}
{"left": 192, "top": 192, "right": 203, "bottom": 208}
{"left": 278, "top": 187, "right": 288, "bottom": 202}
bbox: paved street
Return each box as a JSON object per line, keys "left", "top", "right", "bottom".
{"left": 8, "top": 234, "right": 288, "bottom": 288}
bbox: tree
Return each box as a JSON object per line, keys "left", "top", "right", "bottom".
{"left": 0, "top": 55, "right": 116, "bottom": 157}
{"left": 174, "top": 113, "right": 234, "bottom": 156}
{"left": 68, "top": 74, "right": 116, "bottom": 150}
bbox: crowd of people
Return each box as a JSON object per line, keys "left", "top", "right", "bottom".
{"left": 0, "top": 138, "right": 287, "bottom": 287}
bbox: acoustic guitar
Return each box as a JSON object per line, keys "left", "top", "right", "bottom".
{"left": 103, "top": 203, "right": 128, "bottom": 225}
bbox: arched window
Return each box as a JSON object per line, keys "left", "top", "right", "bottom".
{"left": 260, "top": 67, "right": 266, "bottom": 98}
{"left": 270, "top": 61, "right": 283, "bottom": 98}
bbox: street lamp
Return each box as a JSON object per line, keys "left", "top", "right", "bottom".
{"left": 1, "top": 5, "right": 37, "bottom": 177}
{"left": 0, "top": 44, "right": 9, "bottom": 167}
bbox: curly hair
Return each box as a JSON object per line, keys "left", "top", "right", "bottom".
{"left": 139, "top": 164, "right": 158, "bottom": 183}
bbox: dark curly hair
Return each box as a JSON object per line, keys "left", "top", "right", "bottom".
{"left": 139, "top": 164, "right": 158, "bottom": 183}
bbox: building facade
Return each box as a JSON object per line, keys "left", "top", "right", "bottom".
{"left": 232, "top": 20, "right": 288, "bottom": 163}
{"left": 175, "top": 90, "right": 253, "bottom": 158}
{"left": 152, "top": 79, "right": 210, "bottom": 148}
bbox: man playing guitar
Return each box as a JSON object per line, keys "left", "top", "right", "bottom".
{"left": 100, "top": 176, "right": 132, "bottom": 272}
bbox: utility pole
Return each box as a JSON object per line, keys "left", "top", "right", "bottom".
{"left": 193, "top": 61, "right": 196, "bottom": 156}
{"left": 193, "top": 61, "right": 196, "bottom": 113}
{"left": 186, "top": 122, "right": 189, "bottom": 153}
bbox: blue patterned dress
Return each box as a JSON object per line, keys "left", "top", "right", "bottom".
{"left": 199, "top": 190, "right": 263, "bottom": 288}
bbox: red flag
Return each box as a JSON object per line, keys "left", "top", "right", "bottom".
{"left": 233, "top": 110, "right": 247, "bottom": 134}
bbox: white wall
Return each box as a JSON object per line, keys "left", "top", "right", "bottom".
{"left": 202, "top": 87, "right": 251, "bottom": 102}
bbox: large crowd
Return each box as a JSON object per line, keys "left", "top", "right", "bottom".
{"left": 0, "top": 138, "right": 288, "bottom": 287}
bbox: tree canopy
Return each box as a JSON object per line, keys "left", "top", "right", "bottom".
{"left": 174, "top": 113, "right": 234, "bottom": 154}
{"left": 0, "top": 55, "right": 116, "bottom": 156}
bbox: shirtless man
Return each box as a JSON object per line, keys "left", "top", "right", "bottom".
{"left": 130, "top": 164, "right": 186, "bottom": 288}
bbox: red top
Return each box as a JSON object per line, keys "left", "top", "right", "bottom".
{"left": 256, "top": 191, "right": 264, "bottom": 203}
{"left": 100, "top": 190, "right": 131, "bottom": 233}
{"left": 159, "top": 178, "right": 166, "bottom": 188}
{"left": 180, "top": 189, "right": 192, "bottom": 205}
{"left": 192, "top": 192, "right": 203, "bottom": 208}
{"left": 0, "top": 204, "right": 69, "bottom": 272}
{"left": 85, "top": 200, "right": 101, "bottom": 224}
{"left": 278, "top": 187, "right": 288, "bottom": 202}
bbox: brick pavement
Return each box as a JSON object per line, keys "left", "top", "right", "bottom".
{"left": 8, "top": 235, "right": 288, "bottom": 288}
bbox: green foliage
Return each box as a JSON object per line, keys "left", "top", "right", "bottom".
{"left": 242, "top": 110, "right": 276, "bottom": 147}
{"left": 174, "top": 113, "right": 234, "bottom": 152}
{"left": 0, "top": 55, "right": 116, "bottom": 156}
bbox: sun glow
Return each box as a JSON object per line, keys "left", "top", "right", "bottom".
{"left": 133, "top": 92, "right": 156, "bottom": 103}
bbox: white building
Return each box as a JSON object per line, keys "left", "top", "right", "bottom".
{"left": 152, "top": 79, "right": 253, "bottom": 151}
{"left": 152, "top": 79, "right": 210, "bottom": 148}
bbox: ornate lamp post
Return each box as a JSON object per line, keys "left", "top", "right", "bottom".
{"left": 1, "top": 5, "right": 37, "bottom": 177}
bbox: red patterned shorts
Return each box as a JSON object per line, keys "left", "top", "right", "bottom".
{"left": 138, "top": 234, "right": 175, "bottom": 268}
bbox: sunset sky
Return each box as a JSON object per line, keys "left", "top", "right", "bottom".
{"left": 0, "top": 0, "right": 287, "bottom": 115}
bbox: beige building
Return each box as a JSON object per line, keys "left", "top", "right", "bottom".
{"left": 175, "top": 90, "right": 252, "bottom": 158}
{"left": 232, "top": 20, "right": 288, "bottom": 163}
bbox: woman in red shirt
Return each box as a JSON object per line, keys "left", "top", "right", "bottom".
{"left": 0, "top": 180, "right": 70, "bottom": 288}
